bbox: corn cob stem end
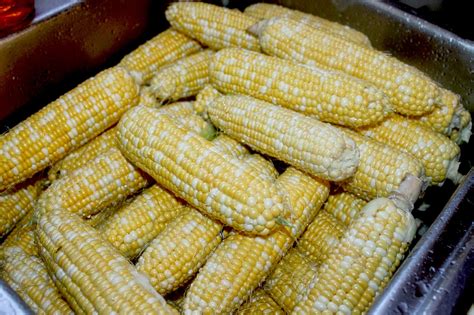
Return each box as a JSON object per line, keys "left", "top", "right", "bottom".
{"left": 459, "top": 121, "right": 472, "bottom": 144}
{"left": 389, "top": 174, "right": 423, "bottom": 212}
{"left": 446, "top": 159, "right": 463, "bottom": 184}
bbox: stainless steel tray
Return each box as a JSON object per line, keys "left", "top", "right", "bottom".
{"left": 1, "top": 0, "right": 472, "bottom": 313}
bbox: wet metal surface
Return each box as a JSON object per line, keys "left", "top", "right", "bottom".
{"left": 0, "top": 282, "right": 33, "bottom": 314}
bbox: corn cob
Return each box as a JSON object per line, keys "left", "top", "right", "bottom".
{"left": 0, "top": 67, "right": 139, "bottom": 192}
{"left": 0, "top": 176, "right": 43, "bottom": 238}
{"left": 323, "top": 191, "right": 367, "bottom": 227}
{"left": 98, "top": 133, "right": 247, "bottom": 259}
{"left": 133, "top": 145, "right": 274, "bottom": 295}
{"left": 236, "top": 289, "right": 285, "bottom": 315}
{"left": 208, "top": 94, "right": 359, "bottom": 181}
{"left": 360, "top": 115, "right": 461, "bottom": 185}
{"left": 264, "top": 248, "right": 318, "bottom": 312}
{"left": 150, "top": 50, "right": 214, "bottom": 101}
{"left": 409, "top": 89, "right": 460, "bottom": 135}
{"left": 298, "top": 210, "right": 346, "bottom": 264}
{"left": 136, "top": 208, "right": 223, "bottom": 295}
{"left": 99, "top": 185, "right": 186, "bottom": 258}
{"left": 138, "top": 86, "right": 158, "bottom": 107}
{"left": 117, "top": 105, "right": 287, "bottom": 235}
{"left": 253, "top": 18, "right": 441, "bottom": 116}
{"left": 183, "top": 167, "right": 329, "bottom": 313}
{"left": 210, "top": 48, "right": 391, "bottom": 128}
{"left": 293, "top": 175, "right": 421, "bottom": 314}
{"left": 36, "top": 208, "right": 177, "bottom": 314}
{"left": 450, "top": 107, "right": 472, "bottom": 144}
{"left": 48, "top": 127, "right": 117, "bottom": 180}
{"left": 118, "top": 28, "right": 201, "bottom": 84}
{"left": 244, "top": 3, "right": 371, "bottom": 47}
{"left": 340, "top": 128, "right": 424, "bottom": 200}
{"left": 165, "top": 2, "right": 260, "bottom": 51}
{"left": 1, "top": 222, "right": 72, "bottom": 314}
{"left": 37, "top": 147, "right": 150, "bottom": 219}
{"left": 194, "top": 84, "right": 222, "bottom": 117}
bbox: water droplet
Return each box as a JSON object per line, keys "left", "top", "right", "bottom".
{"left": 415, "top": 281, "right": 430, "bottom": 297}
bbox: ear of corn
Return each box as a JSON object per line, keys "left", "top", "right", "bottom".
{"left": 36, "top": 147, "right": 150, "bottom": 220}
{"left": 298, "top": 210, "right": 346, "bottom": 264}
{"left": 194, "top": 84, "right": 222, "bottom": 116}
{"left": 339, "top": 128, "right": 424, "bottom": 200}
{"left": 293, "top": 196, "right": 417, "bottom": 314}
{"left": 132, "top": 136, "right": 272, "bottom": 296}
{"left": 150, "top": 50, "right": 214, "bottom": 101}
{"left": 244, "top": 3, "right": 371, "bottom": 47}
{"left": 256, "top": 18, "right": 441, "bottom": 116}
{"left": 136, "top": 208, "right": 223, "bottom": 295}
{"left": 208, "top": 94, "right": 359, "bottom": 181}
{"left": 360, "top": 115, "right": 461, "bottom": 185}
{"left": 183, "top": 167, "right": 329, "bottom": 314}
{"left": 0, "top": 67, "right": 139, "bottom": 192}
{"left": 98, "top": 116, "right": 243, "bottom": 259}
{"left": 48, "top": 127, "right": 117, "bottom": 181}
{"left": 98, "top": 184, "right": 186, "bottom": 259}
{"left": 117, "top": 105, "right": 287, "bottom": 235}
{"left": 36, "top": 208, "right": 178, "bottom": 314}
{"left": 0, "top": 176, "right": 43, "bottom": 238}
{"left": 118, "top": 28, "right": 202, "bottom": 85}
{"left": 322, "top": 192, "right": 367, "bottom": 227}
{"left": 264, "top": 248, "right": 318, "bottom": 312}
{"left": 236, "top": 289, "right": 285, "bottom": 315}
{"left": 165, "top": 2, "right": 260, "bottom": 51}
{"left": 210, "top": 48, "right": 391, "bottom": 128}
{"left": 1, "top": 242, "right": 73, "bottom": 314}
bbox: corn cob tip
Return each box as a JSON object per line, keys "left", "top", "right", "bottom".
{"left": 459, "top": 121, "right": 472, "bottom": 143}
{"left": 246, "top": 18, "right": 269, "bottom": 37}
{"left": 452, "top": 107, "right": 472, "bottom": 144}
{"left": 446, "top": 159, "right": 463, "bottom": 184}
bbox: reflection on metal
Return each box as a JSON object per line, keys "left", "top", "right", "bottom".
{"left": 33, "top": 0, "right": 83, "bottom": 23}
{"left": 0, "top": 280, "right": 33, "bottom": 314}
